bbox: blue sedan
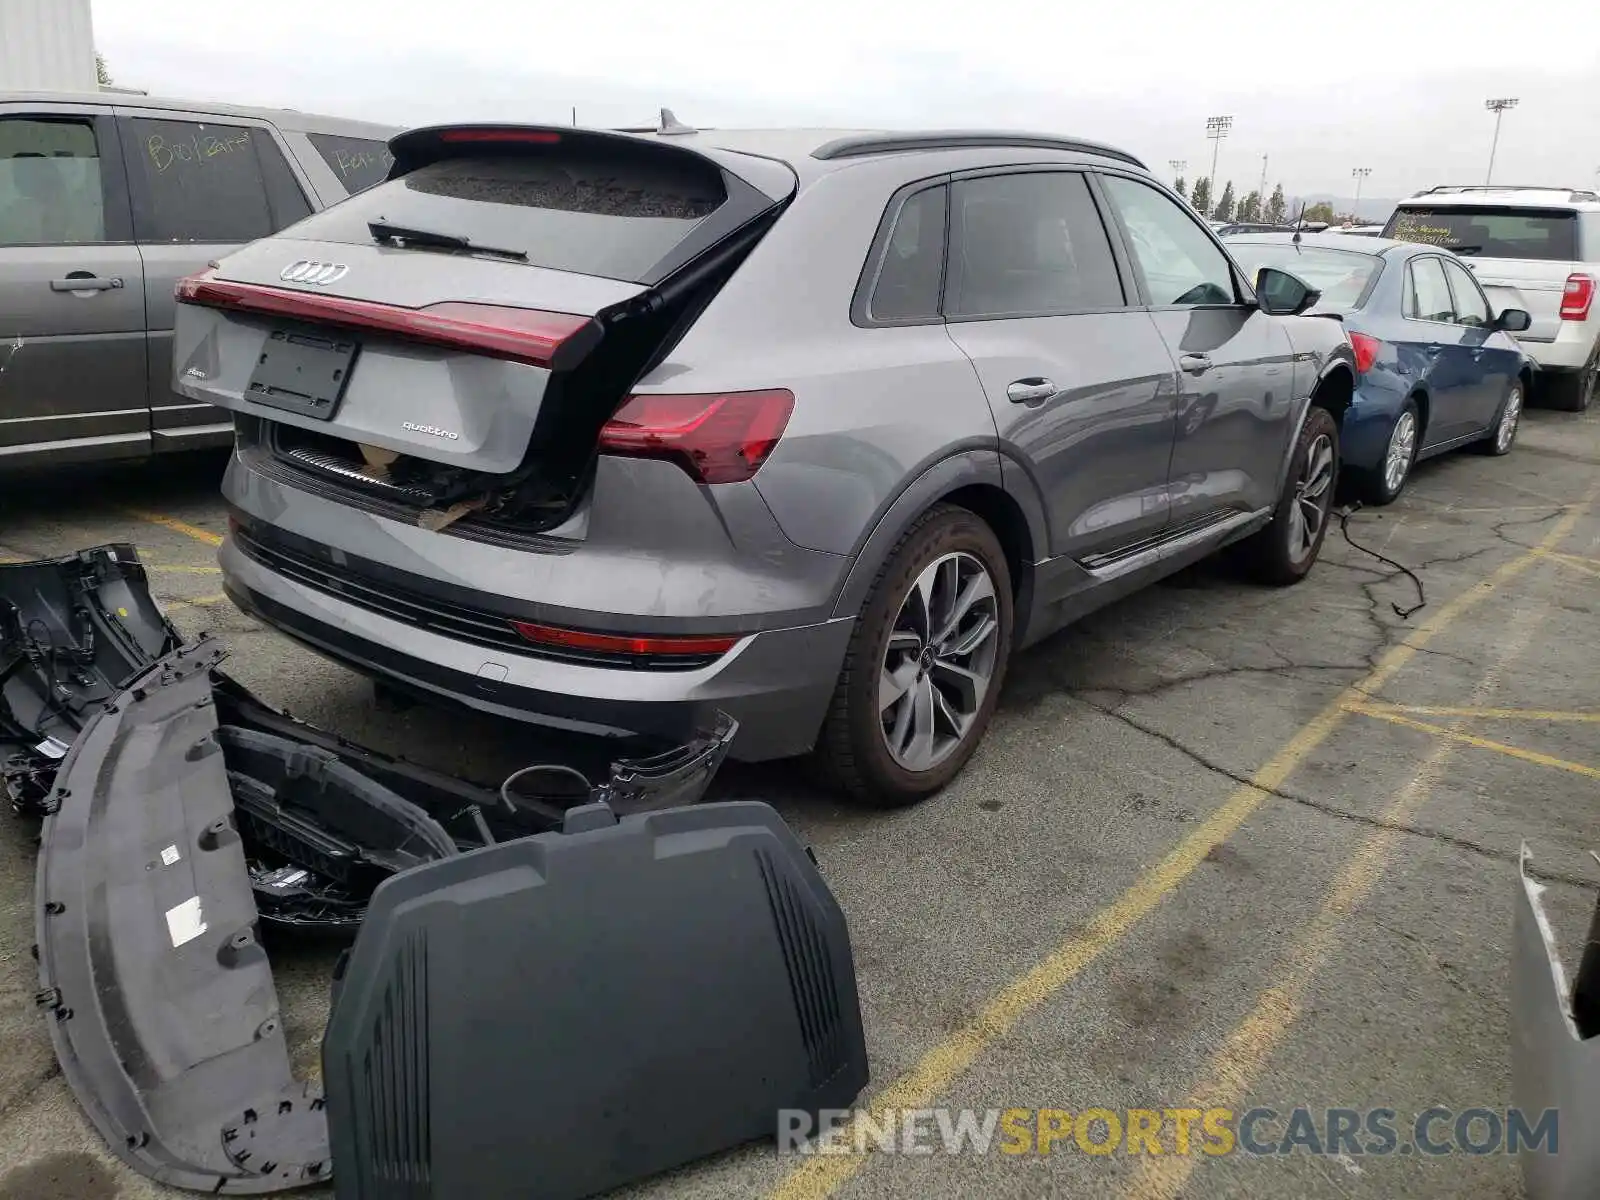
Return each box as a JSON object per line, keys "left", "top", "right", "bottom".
{"left": 1225, "top": 233, "right": 1534, "bottom": 504}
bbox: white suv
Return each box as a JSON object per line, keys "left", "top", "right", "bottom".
{"left": 1384, "top": 186, "right": 1600, "bottom": 410}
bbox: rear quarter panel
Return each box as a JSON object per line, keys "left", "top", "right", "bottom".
{"left": 636, "top": 158, "right": 1003, "bottom": 559}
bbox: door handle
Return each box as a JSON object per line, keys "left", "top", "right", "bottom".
{"left": 1424, "top": 345, "right": 1443, "bottom": 357}
{"left": 1006, "top": 378, "right": 1056, "bottom": 405}
{"left": 1179, "top": 353, "right": 1212, "bottom": 374}
{"left": 50, "top": 276, "right": 123, "bottom": 293}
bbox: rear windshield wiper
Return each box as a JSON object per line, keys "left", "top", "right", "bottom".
{"left": 368, "top": 220, "right": 528, "bottom": 262}
{"left": 1448, "top": 245, "right": 1481, "bottom": 256}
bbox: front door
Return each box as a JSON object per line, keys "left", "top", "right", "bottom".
{"left": 0, "top": 105, "right": 147, "bottom": 466}
{"left": 1441, "top": 254, "right": 1517, "bottom": 430}
{"left": 1401, "top": 255, "right": 1478, "bottom": 445}
{"left": 939, "top": 169, "right": 1179, "bottom": 563}
{"left": 1095, "top": 172, "right": 1296, "bottom": 523}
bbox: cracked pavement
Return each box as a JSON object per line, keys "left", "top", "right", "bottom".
{"left": 2, "top": 406, "right": 1599, "bottom": 1199}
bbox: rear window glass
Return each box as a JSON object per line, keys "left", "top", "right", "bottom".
{"left": 1384, "top": 206, "right": 1577, "bottom": 261}
{"left": 306, "top": 132, "right": 394, "bottom": 194}
{"left": 280, "top": 148, "right": 727, "bottom": 282}
{"left": 1224, "top": 243, "right": 1383, "bottom": 311}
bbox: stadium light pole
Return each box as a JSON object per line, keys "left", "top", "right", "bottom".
{"left": 1169, "top": 159, "right": 1186, "bottom": 185}
{"left": 1484, "top": 98, "right": 1518, "bottom": 185}
{"left": 1205, "top": 116, "right": 1232, "bottom": 195}
{"left": 1351, "top": 167, "right": 1371, "bottom": 217}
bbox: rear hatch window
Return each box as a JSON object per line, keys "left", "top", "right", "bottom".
{"left": 1383, "top": 206, "right": 1578, "bottom": 261}
{"left": 277, "top": 145, "right": 728, "bottom": 283}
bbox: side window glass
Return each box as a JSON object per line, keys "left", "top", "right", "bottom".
{"left": 306, "top": 133, "right": 395, "bottom": 195}
{"left": 0, "top": 116, "right": 107, "bottom": 246}
{"left": 256, "top": 134, "right": 313, "bottom": 230}
{"left": 122, "top": 117, "right": 277, "bottom": 244}
{"left": 869, "top": 185, "right": 946, "bottom": 321}
{"left": 1406, "top": 258, "right": 1455, "bottom": 323}
{"left": 1442, "top": 258, "right": 1490, "bottom": 327}
{"left": 1100, "top": 175, "right": 1236, "bottom": 306}
{"left": 946, "top": 172, "right": 1124, "bottom": 319}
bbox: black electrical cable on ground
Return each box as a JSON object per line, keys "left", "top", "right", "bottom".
{"left": 1336, "top": 502, "right": 1426, "bottom": 619}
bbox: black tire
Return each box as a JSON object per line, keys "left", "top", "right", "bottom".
{"left": 1357, "top": 398, "right": 1420, "bottom": 504}
{"left": 1544, "top": 347, "right": 1598, "bottom": 412}
{"left": 814, "top": 504, "right": 1014, "bottom": 807}
{"left": 1236, "top": 405, "right": 1339, "bottom": 586}
{"left": 1474, "top": 376, "right": 1525, "bottom": 456}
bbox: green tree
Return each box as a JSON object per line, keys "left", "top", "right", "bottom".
{"left": 1189, "top": 177, "right": 1212, "bottom": 218}
{"left": 1213, "top": 181, "right": 1236, "bottom": 222}
{"left": 1239, "top": 190, "right": 1261, "bottom": 222}
{"left": 1303, "top": 201, "right": 1336, "bottom": 225}
{"left": 1265, "top": 184, "right": 1287, "bottom": 224}
{"left": 1174, "top": 176, "right": 1187, "bottom": 201}
{"left": 95, "top": 53, "right": 112, "bottom": 86}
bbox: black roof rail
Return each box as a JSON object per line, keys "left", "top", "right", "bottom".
{"left": 811, "top": 131, "right": 1146, "bottom": 170}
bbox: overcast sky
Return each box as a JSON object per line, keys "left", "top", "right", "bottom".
{"left": 92, "top": 0, "right": 1599, "bottom": 208}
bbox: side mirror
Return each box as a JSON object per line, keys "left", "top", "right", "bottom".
{"left": 1497, "top": 307, "right": 1532, "bottom": 333}
{"left": 1255, "top": 266, "right": 1322, "bottom": 316}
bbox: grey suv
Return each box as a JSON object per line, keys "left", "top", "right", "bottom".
{"left": 173, "top": 123, "right": 1354, "bottom": 805}
{"left": 0, "top": 90, "right": 396, "bottom": 469}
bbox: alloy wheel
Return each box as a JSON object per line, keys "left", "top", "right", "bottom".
{"left": 1383, "top": 411, "right": 1417, "bottom": 494}
{"left": 1287, "top": 433, "right": 1335, "bottom": 565}
{"left": 1497, "top": 385, "right": 1523, "bottom": 452}
{"left": 879, "top": 551, "right": 1001, "bottom": 772}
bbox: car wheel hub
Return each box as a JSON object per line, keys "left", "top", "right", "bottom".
{"left": 1498, "top": 387, "right": 1522, "bottom": 451}
{"left": 1288, "top": 432, "right": 1335, "bottom": 565}
{"left": 1384, "top": 411, "right": 1416, "bottom": 492}
{"left": 879, "top": 551, "right": 1000, "bottom": 773}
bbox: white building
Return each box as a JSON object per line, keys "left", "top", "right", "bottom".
{"left": 0, "top": 0, "right": 98, "bottom": 92}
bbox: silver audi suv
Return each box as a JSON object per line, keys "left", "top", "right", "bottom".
{"left": 173, "top": 121, "right": 1354, "bottom": 805}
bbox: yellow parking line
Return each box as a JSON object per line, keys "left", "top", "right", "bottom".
{"left": 1351, "top": 702, "right": 1600, "bottom": 723}
{"left": 123, "top": 509, "right": 223, "bottom": 547}
{"left": 160, "top": 594, "right": 228, "bottom": 608}
{"left": 767, "top": 487, "right": 1598, "bottom": 1200}
{"left": 148, "top": 563, "right": 223, "bottom": 575}
{"left": 1126, "top": 598, "right": 1554, "bottom": 1199}
{"left": 1347, "top": 704, "right": 1600, "bottom": 781}
{"left": 1537, "top": 549, "right": 1600, "bottom": 580}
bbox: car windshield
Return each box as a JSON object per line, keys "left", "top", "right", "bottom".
{"left": 1383, "top": 206, "right": 1578, "bottom": 261}
{"left": 1226, "top": 243, "right": 1383, "bottom": 312}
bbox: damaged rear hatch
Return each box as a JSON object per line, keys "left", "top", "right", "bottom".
{"left": 171, "top": 124, "right": 795, "bottom": 533}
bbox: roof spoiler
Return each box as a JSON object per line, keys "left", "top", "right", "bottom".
{"left": 384, "top": 120, "right": 715, "bottom": 180}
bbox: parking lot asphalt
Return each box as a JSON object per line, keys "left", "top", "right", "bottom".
{"left": 3, "top": 408, "right": 1600, "bottom": 1200}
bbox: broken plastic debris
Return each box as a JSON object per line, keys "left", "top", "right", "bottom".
{"left": 418, "top": 496, "right": 488, "bottom": 532}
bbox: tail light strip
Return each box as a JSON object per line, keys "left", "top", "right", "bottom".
{"left": 175, "top": 272, "right": 591, "bottom": 369}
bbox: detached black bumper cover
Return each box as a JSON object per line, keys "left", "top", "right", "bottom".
{"left": 35, "top": 637, "right": 331, "bottom": 1193}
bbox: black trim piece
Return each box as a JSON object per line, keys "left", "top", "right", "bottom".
{"left": 811, "top": 131, "right": 1147, "bottom": 170}
{"left": 230, "top": 521, "right": 723, "bottom": 670}
{"left": 1078, "top": 506, "right": 1245, "bottom": 571}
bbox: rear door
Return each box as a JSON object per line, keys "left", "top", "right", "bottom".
{"left": 0, "top": 102, "right": 147, "bottom": 466}
{"left": 1385, "top": 205, "right": 1578, "bottom": 344}
{"left": 1400, "top": 255, "right": 1478, "bottom": 444}
{"left": 115, "top": 107, "right": 314, "bottom": 453}
{"left": 938, "top": 168, "right": 1178, "bottom": 562}
{"left": 1095, "top": 171, "right": 1296, "bottom": 522}
{"left": 1440, "top": 255, "right": 1517, "bottom": 429}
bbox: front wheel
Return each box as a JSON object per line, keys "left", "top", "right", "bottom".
{"left": 1235, "top": 405, "right": 1339, "bottom": 586}
{"left": 1475, "top": 379, "right": 1524, "bottom": 456}
{"left": 815, "top": 505, "right": 1013, "bottom": 807}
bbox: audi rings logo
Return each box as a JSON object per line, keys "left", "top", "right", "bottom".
{"left": 279, "top": 260, "right": 349, "bottom": 286}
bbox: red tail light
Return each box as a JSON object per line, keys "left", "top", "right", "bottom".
{"left": 439, "top": 128, "right": 563, "bottom": 145}
{"left": 510, "top": 621, "right": 738, "bottom": 659}
{"left": 1347, "top": 331, "right": 1382, "bottom": 375}
{"left": 1561, "top": 273, "right": 1596, "bottom": 321}
{"left": 175, "top": 272, "right": 591, "bottom": 369}
{"left": 598, "top": 389, "right": 795, "bottom": 485}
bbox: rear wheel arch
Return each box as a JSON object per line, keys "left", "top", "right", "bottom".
{"left": 1313, "top": 363, "right": 1355, "bottom": 428}
{"left": 830, "top": 451, "right": 1041, "bottom": 626}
